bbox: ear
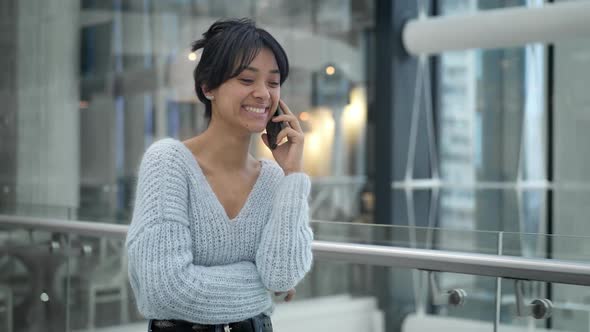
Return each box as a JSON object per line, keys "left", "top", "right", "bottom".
{"left": 200, "top": 84, "right": 210, "bottom": 96}
{"left": 201, "top": 85, "right": 216, "bottom": 101}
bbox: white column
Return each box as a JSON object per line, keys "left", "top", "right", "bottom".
{"left": 16, "top": 0, "right": 80, "bottom": 210}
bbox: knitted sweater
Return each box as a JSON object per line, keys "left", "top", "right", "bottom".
{"left": 126, "top": 138, "right": 313, "bottom": 324}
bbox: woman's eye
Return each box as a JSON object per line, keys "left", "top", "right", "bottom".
{"left": 239, "top": 78, "right": 254, "bottom": 84}
{"left": 268, "top": 82, "right": 279, "bottom": 87}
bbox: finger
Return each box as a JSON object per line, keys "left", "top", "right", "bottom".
{"left": 271, "top": 114, "right": 297, "bottom": 123}
{"left": 276, "top": 127, "right": 302, "bottom": 146}
{"left": 278, "top": 99, "right": 291, "bottom": 113}
{"left": 285, "top": 289, "right": 296, "bottom": 302}
{"left": 278, "top": 99, "right": 303, "bottom": 132}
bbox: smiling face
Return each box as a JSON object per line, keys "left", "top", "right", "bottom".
{"left": 205, "top": 48, "right": 281, "bottom": 134}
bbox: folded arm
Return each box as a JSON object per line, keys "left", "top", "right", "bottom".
{"left": 126, "top": 142, "right": 271, "bottom": 324}
{"left": 255, "top": 173, "right": 314, "bottom": 292}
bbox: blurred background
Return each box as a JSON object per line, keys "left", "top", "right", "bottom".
{"left": 1, "top": 0, "right": 590, "bottom": 331}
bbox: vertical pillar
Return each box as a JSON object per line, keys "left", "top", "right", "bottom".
{"left": 0, "top": 0, "right": 18, "bottom": 210}
{"left": 16, "top": 0, "right": 80, "bottom": 213}
{"left": 373, "top": 0, "right": 422, "bottom": 330}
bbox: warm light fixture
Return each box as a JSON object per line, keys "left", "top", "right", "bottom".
{"left": 79, "top": 101, "right": 89, "bottom": 109}
{"left": 342, "top": 87, "right": 367, "bottom": 138}
{"left": 299, "top": 112, "right": 310, "bottom": 121}
{"left": 188, "top": 52, "right": 197, "bottom": 61}
{"left": 325, "top": 65, "right": 335, "bottom": 76}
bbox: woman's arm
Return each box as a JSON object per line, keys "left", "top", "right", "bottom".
{"left": 255, "top": 172, "right": 314, "bottom": 292}
{"left": 126, "top": 141, "right": 270, "bottom": 324}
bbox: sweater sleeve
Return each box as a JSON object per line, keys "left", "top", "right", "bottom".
{"left": 255, "top": 172, "right": 314, "bottom": 291}
{"left": 126, "top": 141, "right": 271, "bottom": 324}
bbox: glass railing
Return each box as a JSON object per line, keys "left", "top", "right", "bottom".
{"left": 1, "top": 208, "right": 590, "bottom": 331}
{"left": 0, "top": 211, "right": 135, "bottom": 332}
{"left": 498, "top": 232, "right": 590, "bottom": 331}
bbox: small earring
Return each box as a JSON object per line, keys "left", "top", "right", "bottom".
{"left": 205, "top": 95, "right": 214, "bottom": 101}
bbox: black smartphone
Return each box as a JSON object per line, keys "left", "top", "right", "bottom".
{"left": 265, "top": 106, "right": 287, "bottom": 150}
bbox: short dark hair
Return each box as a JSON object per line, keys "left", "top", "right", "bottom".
{"left": 191, "top": 18, "right": 289, "bottom": 121}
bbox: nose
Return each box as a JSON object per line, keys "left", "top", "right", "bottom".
{"left": 252, "top": 81, "right": 270, "bottom": 101}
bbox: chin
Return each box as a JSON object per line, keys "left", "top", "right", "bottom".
{"left": 241, "top": 121, "right": 268, "bottom": 134}
{"left": 250, "top": 124, "right": 268, "bottom": 133}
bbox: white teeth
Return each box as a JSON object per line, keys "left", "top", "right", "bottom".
{"left": 244, "top": 106, "right": 266, "bottom": 114}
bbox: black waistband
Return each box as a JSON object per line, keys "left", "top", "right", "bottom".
{"left": 150, "top": 313, "right": 272, "bottom": 332}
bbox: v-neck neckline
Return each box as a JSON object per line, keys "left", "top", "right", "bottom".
{"left": 175, "top": 139, "right": 267, "bottom": 223}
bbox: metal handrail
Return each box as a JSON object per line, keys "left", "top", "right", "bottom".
{"left": 2, "top": 214, "right": 590, "bottom": 286}
{"left": 0, "top": 215, "right": 128, "bottom": 239}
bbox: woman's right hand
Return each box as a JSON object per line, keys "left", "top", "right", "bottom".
{"left": 262, "top": 100, "right": 305, "bottom": 175}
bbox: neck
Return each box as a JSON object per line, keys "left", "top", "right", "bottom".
{"left": 187, "top": 119, "right": 254, "bottom": 171}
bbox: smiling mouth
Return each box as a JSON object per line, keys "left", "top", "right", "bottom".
{"left": 243, "top": 106, "right": 268, "bottom": 114}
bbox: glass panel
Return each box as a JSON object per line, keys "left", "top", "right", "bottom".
{"left": 437, "top": 44, "right": 544, "bottom": 183}
{"left": 551, "top": 283, "right": 590, "bottom": 332}
{"left": 499, "top": 232, "right": 590, "bottom": 331}
{"left": 496, "top": 280, "right": 551, "bottom": 331}
{"left": 553, "top": 11, "right": 590, "bottom": 239}
{"left": 310, "top": 221, "right": 502, "bottom": 331}
{"left": 0, "top": 225, "right": 70, "bottom": 332}
{"left": 66, "top": 234, "right": 141, "bottom": 331}
{"left": 0, "top": 203, "right": 72, "bottom": 220}
{"left": 532, "top": 7, "right": 590, "bottom": 330}
{"left": 439, "top": 188, "right": 522, "bottom": 233}
{"left": 311, "top": 220, "right": 500, "bottom": 254}
{"left": 434, "top": 0, "right": 547, "bottom": 235}
{"left": 437, "top": 4, "right": 539, "bottom": 186}
{"left": 4, "top": 209, "right": 590, "bottom": 331}
{"left": 282, "top": 262, "right": 497, "bottom": 332}
{"left": 0, "top": 0, "right": 373, "bottom": 225}
{"left": 438, "top": 0, "right": 526, "bottom": 16}
{"left": 253, "top": 1, "right": 372, "bottom": 223}
{"left": 403, "top": 273, "right": 497, "bottom": 332}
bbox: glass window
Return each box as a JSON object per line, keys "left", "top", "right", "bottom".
{"left": 0, "top": 0, "right": 374, "bottom": 223}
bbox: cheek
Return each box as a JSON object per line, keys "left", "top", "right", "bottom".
{"left": 271, "top": 89, "right": 280, "bottom": 103}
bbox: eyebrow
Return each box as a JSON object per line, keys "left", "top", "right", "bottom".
{"left": 244, "top": 66, "right": 280, "bottom": 74}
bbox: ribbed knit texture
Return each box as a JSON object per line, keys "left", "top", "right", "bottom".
{"left": 125, "top": 138, "right": 313, "bottom": 324}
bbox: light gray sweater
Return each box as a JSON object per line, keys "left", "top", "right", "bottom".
{"left": 126, "top": 138, "right": 313, "bottom": 324}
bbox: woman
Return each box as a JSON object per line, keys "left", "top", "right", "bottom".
{"left": 125, "top": 18, "right": 313, "bottom": 332}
